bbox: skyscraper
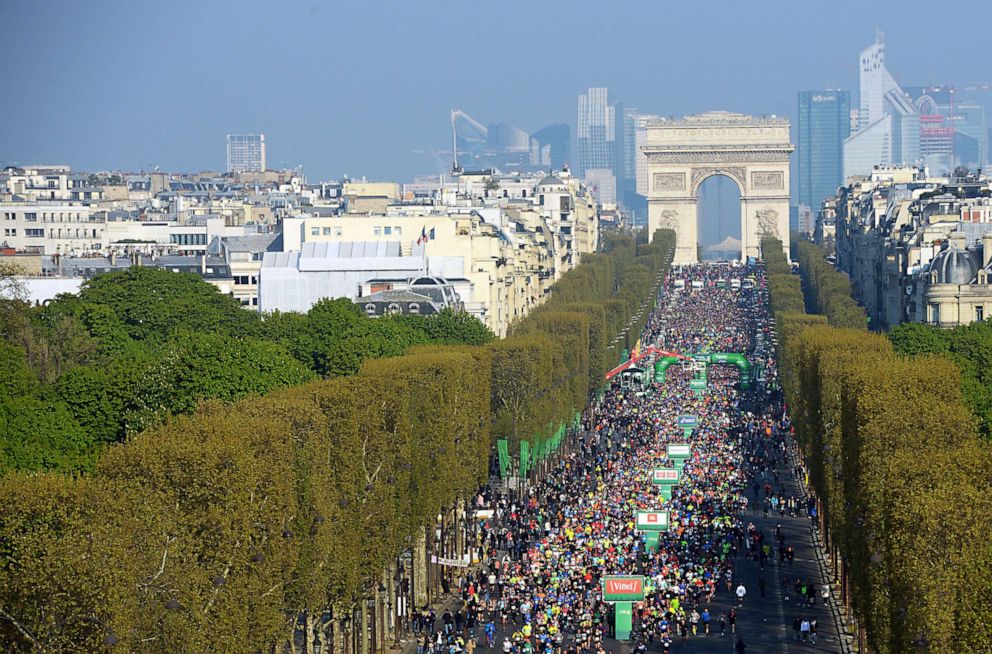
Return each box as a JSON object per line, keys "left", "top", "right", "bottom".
{"left": 531, "top": 123, "right": 571, "bottom": 171}
{"left": 797, "top": 90, "right": 850, "bottom": 212}
{"left": 576, "top": 88, "right": 615, "bottom": 179}
{"left": 226, "top": 134, "right": 266, "bottom": 173}
{"left": 843, "top": 30, "right": 919, "bottom": 179}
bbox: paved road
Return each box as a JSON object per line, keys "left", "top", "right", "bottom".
{"left": 407, "top": 442, "right": 845, "bottom": 654}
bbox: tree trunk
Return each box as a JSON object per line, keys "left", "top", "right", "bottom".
{"left": 305, "top": 611, "right": 316, "bottom": 654}
{"left": 360, "top": 603, "right": 369, "bottom": 654}
{"left": 413, "top": 526, "right": 428, "bottom": 608}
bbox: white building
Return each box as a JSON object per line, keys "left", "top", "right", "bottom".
{"left": 843, "top": 30, "right": 920, "bottom": 179}
{"left": 1, "top": 203, "right": 101, "bottom": 255}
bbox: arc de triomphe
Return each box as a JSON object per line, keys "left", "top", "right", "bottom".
{"left": 644, "top": 111, "right": 794, "bottom": 264}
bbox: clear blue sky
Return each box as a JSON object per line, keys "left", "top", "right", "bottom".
{"left": 2, "top": 0, "right": 990, "bottom": 181}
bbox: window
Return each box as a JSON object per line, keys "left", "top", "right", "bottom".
{"left": 394, "top": 226, "right": 402, "bottom": 235}
{"left": 322, "top": 227, "right": 331, "bottom": 235}
{"left": 364, "top": 303, "right": 377, "bottom": 316}
{"left": 3, "top": 228, "right": 15, "bottom": 237}
{"left": 977, "top": 306, "right": 985, "bottom": 322}
{"left": 387, "top": 303, "right": 401, "bottom": 314}
{"left": 311, "top": 227, "right": 320, "bottom": 236}
{"left": 334, "top": 227, "right": 342, "bottom": 236}
{"left": 408, "top": 303, "right": 421, "bottom": 314}
{"left": 384, "top": 226, "right": 392, "bottom": 235}
{"left": 929, "top": 303, "right": 940, "bottom": 325}
{"left": 24, "top": 213, "right": 37, "bottom": 222}
{"left": 373, "top": 226, "right": 381, "bottom": 236}
{"left": 252, "top": 297, "right": 258, "bottom": 306}
{"left": 25, "top": 229, "right": 44, "bottom": 238}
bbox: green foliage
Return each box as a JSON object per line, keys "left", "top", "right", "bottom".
{"left": 47, "top": 267, "right": 260, "bottom": 342}
{"left": 890, "top": 320, "right": 992, "bottom": 438}
{"left": 794, "top": 240, "right": 867, "bottom": 329}
{"left": 0, "top": 228, "right": 676, "bottom": 650}
{"left": 767, "top": 235, "right": 992, "bottom": 653}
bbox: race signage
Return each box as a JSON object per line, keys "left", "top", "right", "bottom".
{"left": 651, "top": 468, "right": 680, "bottom": 484}
{"left": 602, "top": 575, "right": 646, "bottom": 601}
{"left": 676, "top": 415, "right": 698, "bottom": 428}
{"left": 689, "top": 378, "right": 707, "bottom": 390}
{"left": 636, "top": 511, "right": 669, "bottom": 532}
{"left": 667, "top": 444, "right": 691, "bottom": 459}
{"left": 431, "top": 555, "right": 469, "bottom": 568}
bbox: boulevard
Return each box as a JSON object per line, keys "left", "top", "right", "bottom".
{"left": 413, "top": 263, "right": 844, "bottom": 654}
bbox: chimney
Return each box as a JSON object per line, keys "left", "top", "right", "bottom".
{"left": 949, "top": 231, "right": 966, "bottom": 251}
{"left": 983, "top": 232, "right": 992, "bottom": 268}
{"left": 200, "top": 253, "right": 207, "bottom": 275}
{"left": 109, "top": 251, "right": 116, "bottom": 267}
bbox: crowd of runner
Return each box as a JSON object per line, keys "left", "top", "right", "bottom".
{"left": 412, "top": 262, "right": 820, "bottom": 654}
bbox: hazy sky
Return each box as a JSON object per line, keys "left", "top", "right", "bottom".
{"left": 2, "top": 0, "right": 991, "bottom": 181}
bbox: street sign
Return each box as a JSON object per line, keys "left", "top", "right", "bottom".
{"left": 636, "top": 511, "right": 669, "bottom": 531}
{"left": 651, "top": 468, "right": 680, "bottom": 484}
{"left": 676, "top": 415, "right": 698, "bottom": 427}
{"left": 602, "top": 575, "right": 646, "bottom": 601}
{"left": 667, "top": 444, "right": 691, "bottom": 459}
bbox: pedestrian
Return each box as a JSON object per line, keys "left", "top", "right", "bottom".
{"left": 735, "top": 583, "right": 746, "bottom": 606}
{"left": 719, "top": 612, "right": 726, "bottom": 636}
{"left": 735, "top": 636, "right": 747, "bottom": 653}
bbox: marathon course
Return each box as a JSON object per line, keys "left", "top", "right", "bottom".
{"left": 415, "top": 262, "right": 844, "bottom": 654}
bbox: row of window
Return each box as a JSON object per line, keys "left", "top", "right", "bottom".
{"left": 2, "top": 212, "right": 87, "bottom": 222}
{"left": 170, "top": 233, "right": 207, "bottom": 245}
{"left": 306, "top": 225, "right": 407, "bottom": 238}
{"left": 364, "top": 302, "right": 421, "bottom": 315}
{"left": 233, "top": 275, "right": 258, "bottom": 285}
{"left": 929, "top": 304, "right": 985, "bottom": 323}
{"left": 310, "top": 226, "right": 344, "bottom": 236}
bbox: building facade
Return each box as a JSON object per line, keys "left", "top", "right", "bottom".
{"left": 829, "top": 166, "right": 992, "bottom": 329}
{"left": 226, "top": 134, "right": 266, "bottom": 174}
{"left": 797, "top": 90, "right": 850, "bottom": 212}
{"left": 576, "top": 88, "right": 615, "bottom": 179}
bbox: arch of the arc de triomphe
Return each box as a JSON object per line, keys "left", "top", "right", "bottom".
{"left": 644, "top": 111, "right": 794, "bottom": 264}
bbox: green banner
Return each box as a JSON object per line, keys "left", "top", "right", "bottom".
{"left": 496, "top": 439, "right": 510, "bottom": 479}
{"left": 614, "top": 602, "right": 633, "bottom": 640}
{"left": 520, "top": 440, "right": 530, "bottom": 477}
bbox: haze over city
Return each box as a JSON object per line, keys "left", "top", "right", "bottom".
{"left": 2, "top": 0, "right": 990, "bottom": 180}
{"left": 3, "top": 2, "right": 992, "bottom": 653}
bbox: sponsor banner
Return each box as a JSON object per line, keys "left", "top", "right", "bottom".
{"left": 667, "top": 444, "right": 691, "bottom": 459}
{"left": 676, "top": 415, "right": 698, "bottom": 427}
{"left": 636, "top": 511, "right": 669, "bottom": 531}
{"left": 651, "top": 468, "right": 680, "bottom": 484}
{"left": 431, "top": 555, "right": 469, "bottom": 568}
{"left": 602, "top": 575, "right": 646, "bottom": 601}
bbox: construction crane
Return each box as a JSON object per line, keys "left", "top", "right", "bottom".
{"left": 450, "top": 109, "right": 488, "bottom": 172}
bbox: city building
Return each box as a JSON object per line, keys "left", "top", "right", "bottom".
{"left": 576, "top": 88, "right": 615, "bottom": 180}
{"left": 797, "top": 90, "right": 850, "bottom": 212}
{"left": 530, "top": 124, "right": 571, "bottom": 171}
{"left": 829, "top": 165, "right": 992, "bottom": 328}
{"left": 226, "top": 134, "right": 266, "bottom": 174}
{"left": 260, "top": 170, "right": 600, "bottom": 336}
{"left": 843, "top": 31, "right": 920, "bottom": 179}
